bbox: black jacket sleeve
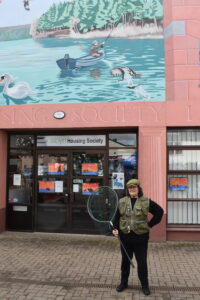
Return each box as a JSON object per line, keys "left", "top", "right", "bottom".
{"left": 148, "top": 199, "right": 164, "bottom": 228}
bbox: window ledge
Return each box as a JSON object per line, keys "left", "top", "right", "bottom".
{"left": 167, "top": 227, "right": 200, "bottom": 232}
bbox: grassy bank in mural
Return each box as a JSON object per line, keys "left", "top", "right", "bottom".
{"left": 0, "top": 0, "right": 165, "bottom": 105}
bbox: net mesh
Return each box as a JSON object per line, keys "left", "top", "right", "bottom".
{"left": 87, "top": 186, "right": 118, "bottom": 225}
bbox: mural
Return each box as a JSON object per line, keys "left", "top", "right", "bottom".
{"left": 0, "top": 0, "right": 165, "bottom": 105}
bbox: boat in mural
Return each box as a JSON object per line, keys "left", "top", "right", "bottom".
{"left": 56, "top": 51, "right": 105, "bottom": 70}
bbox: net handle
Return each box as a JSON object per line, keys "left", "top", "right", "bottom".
{"left": 110, "top": 221, "right": 135, "bottom": 268}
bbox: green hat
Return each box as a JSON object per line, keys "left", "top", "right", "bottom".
{"left": 126, "top": 179, "right": 140, "bottom": 188}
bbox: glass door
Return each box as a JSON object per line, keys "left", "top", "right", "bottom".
{"left": 71, "top": 150, "right": 106, "bottom": 233}
{"left": 35, "top": 151, "right": 70, "bottom": 232}
{"left": 35, "top": 149, "right": 106, "bottom": 233}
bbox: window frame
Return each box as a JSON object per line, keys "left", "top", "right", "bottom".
{"left": 167, "top": 128, "right": 200, "bottom": 227}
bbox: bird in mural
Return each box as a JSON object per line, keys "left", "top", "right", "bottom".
{"left": 0, "top": 74, "right": 36, "bottom": 99}
{"left": 0, "top": 74, "right": 17, "bottom": 86}
{"left": 111, "top": 67, "right": 141, "bottom": 88}
{"left": 23, "top": 0, "right": 30, "bottom": 11}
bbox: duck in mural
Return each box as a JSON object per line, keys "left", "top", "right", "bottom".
{"left": 0, "top": 74, "right": 36, "bottom": 99}
{"left": 111, "top": 67, "right": 141, "bottom": 88}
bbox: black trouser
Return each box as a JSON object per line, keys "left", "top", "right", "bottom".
{"left": 120, "top": 233, "right": 149, "bottom": 287}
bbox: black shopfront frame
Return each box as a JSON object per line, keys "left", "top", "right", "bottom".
{"left": 6, "top": 129, "right": 138, "bottom": 234}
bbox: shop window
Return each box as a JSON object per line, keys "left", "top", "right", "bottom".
{"left": 10, "top": 135, "right": 34, "bottom": 148}
{"left": 109, "top": 133, "right": 137, "bottom": 198}
{"left": 8, "top": 149, "right": 33, "bottom": 204}
{"left": 167, "top": 129, "right": 200, "bottom": 225}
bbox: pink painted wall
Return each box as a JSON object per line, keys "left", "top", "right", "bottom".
{"left": 0, "top": 0, "right": 200, "bottom": 240}
{"left": 165, "top": 0, "right": 200, "bottom": 102}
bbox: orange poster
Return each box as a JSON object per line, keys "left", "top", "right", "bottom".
{"left": 82, "top": 183, "right": 99, "bottom": 195}
{"left": 169, "top": 177, "right": 188, "bottom": 190}
{"left": 81, "top": 163, "right": 98, "bottom": 175}
{"left": 39, "top": 181, "right": 55, "bottom": 193}
{"left": 48, "top": 163, "right": 64, "bottom": 175}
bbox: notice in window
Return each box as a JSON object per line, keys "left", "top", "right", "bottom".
{"left": 13, "top": 174, "right": 21, "bottom": 186}
{"left": 39, "top": 181, "right": 55, "bottom": 193}
{"left": 82, "top": 183, "right": 99, "bottom": 195}
{"left": 73, "top": 184, "right": 79, "bottom": 193}
{"left": 81, "top": 163, "right": 98, "bottom": 175}
{"left": 55, "top": 181, "right": 63, "bottom": 193}
{"left": 169, "top": 177, "right": 188, "bottom": 190}
{"left": 112, "top": 172, "right": 124, "bottom": 189}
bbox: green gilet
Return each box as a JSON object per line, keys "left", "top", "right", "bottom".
{"left": 119, "top": 196, "right": 150, "bottom": 234}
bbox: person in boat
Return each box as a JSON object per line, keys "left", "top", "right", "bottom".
{"left": 90, "top": 40, "right": 104, "bottom": 57}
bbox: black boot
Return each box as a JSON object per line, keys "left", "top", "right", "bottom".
{"left": 142, "top": 285, "right": 150, "bottom": 295}
{"left": 116, "top": 282, "right": 128, "bottom": 292}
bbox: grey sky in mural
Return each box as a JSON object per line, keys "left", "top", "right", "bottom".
{"left": 0, "top": 0, "right": 165, "bottom": 105}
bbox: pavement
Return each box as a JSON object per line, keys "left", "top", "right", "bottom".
{"left": 0, "top": 232, "right": 199, "bottom": 300}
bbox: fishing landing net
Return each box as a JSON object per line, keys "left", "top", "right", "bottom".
{"left": 87, "top": 186, "right": 134, "bottom": 268}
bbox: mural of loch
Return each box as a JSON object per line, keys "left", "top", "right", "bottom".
{"left": 0, "top": 0, "right": 165, "bottom": 105}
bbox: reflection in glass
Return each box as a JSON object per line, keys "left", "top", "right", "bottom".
{"left": 109, "top": 133, "right": 137, "bottom": 147}
{"left": 8, "top": 150, "right": 33, "bottom": 204}
{"left": 36, "top": 154, "right": 68, "bottom": 232}
{"left": 169, "top": 150, "right": 200, "bottom": 171}
{"left": 168, "top": 200, "right": 200, "bottom": 224}
{"left": 37, "top": 154, "right": 67, "bottom": 176}
{"left": 167, "top": 129, "right": 200, "bottom": 146}
{"left": 10, "top": 135, "right": 34, "bottom": 148}
{"left": 109, "top": 149, "right": 137, "bottom": 178}
{"left": 109, "top": 148, "right": 137, "bottom": 198}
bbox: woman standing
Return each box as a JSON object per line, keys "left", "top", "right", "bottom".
{"left": 112, "top": 178, "right": 163, "bottom": 296}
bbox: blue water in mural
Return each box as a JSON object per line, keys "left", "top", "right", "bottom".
{"left": 0, "top": 38, "right": 165, "bottom": 105}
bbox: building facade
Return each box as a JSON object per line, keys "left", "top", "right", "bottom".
{"left": 0, "top": 0, "right": 200, "bottom": 241}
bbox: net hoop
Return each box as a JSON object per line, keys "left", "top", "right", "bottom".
{"left": 87, "top": 186, "right": 118, "bottom": 224}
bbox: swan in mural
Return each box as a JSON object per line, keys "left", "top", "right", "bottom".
{"left": 0, "top": 74, "right": 36, "bottom": 99}
{"left": 0, "top": 74, "right": 17, "bottom": 86}
{"left": 111, "top": 67, "right": 141, "bottom": 88}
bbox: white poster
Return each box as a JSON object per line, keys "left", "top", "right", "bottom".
{"left": 112, "top": 172, "right": 124, "bottom": 189}
{"left": 55, "top": 181, "right": 63, "bottom": 193}
{"left": 13, "top": 174, "right": 21, "bottom": 186}
{"left": 73, "top": 184, "right": 79, "bottom": 193}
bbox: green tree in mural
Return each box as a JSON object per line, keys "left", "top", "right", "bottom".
{"left": 36, "top": 0, "right": 163, "bottom": 33}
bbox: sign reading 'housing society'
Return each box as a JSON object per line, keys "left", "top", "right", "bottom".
{"left": 37, "top": 135, "right": 106, "bottom": 147}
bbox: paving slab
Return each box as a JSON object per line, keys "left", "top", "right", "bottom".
{"left": 0, "top": 232, "right": 199, "bottom": 300}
